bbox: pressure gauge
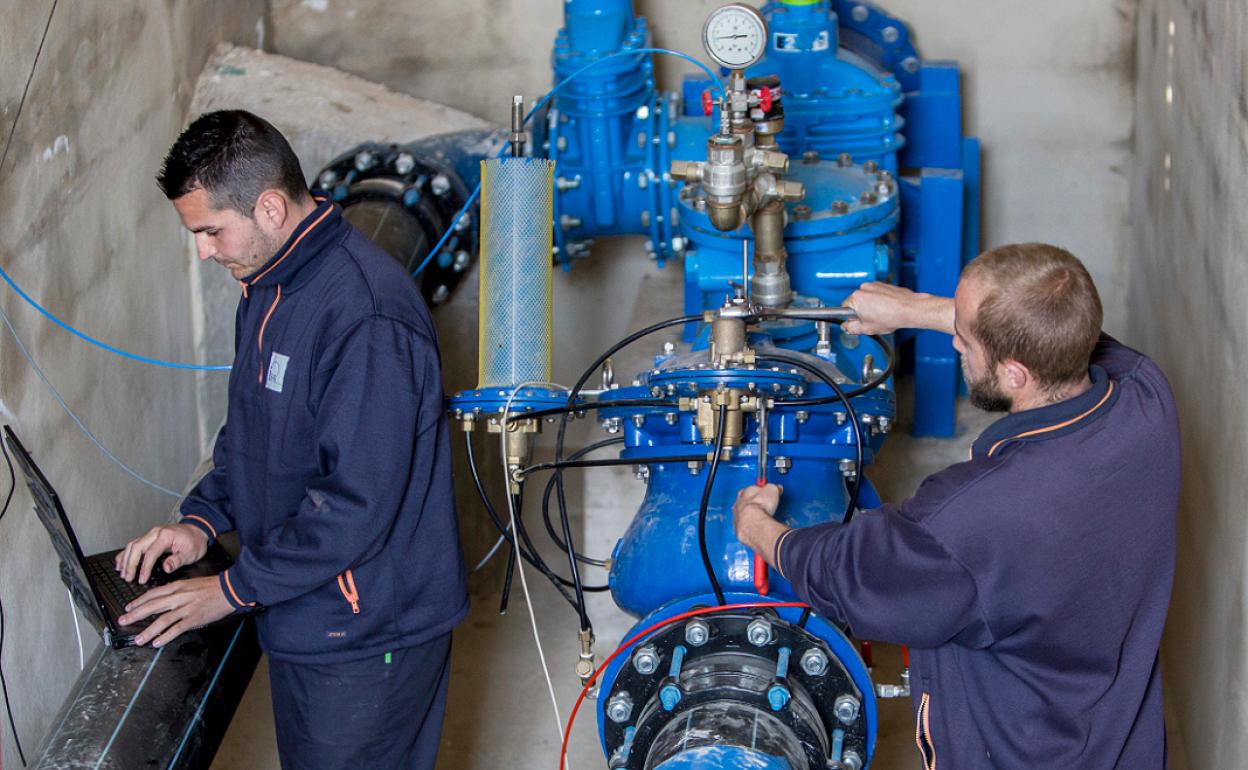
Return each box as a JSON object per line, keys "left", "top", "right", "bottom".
{"left": 702, "top": 4, "right": 768, "bottom": 70}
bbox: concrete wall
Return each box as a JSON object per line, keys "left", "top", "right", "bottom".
{"left": 1131, "top": 0, "right": 1248, "bottom": 765}
{"left": 267, "top": 0, "right": 1138, "bottom": 332}
{"left": 0, "top": 1, "right": 262, "bottom": 762}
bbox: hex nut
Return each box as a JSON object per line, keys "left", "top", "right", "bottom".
{"left": 606, "top": 691, "right": 634, "bottom": 723}
{"left": 834, "top": 694, "right": 861, "bottom": 724}
{"left": 685, "top": 619, "right": 710, "bottom": 647}
{"left": 746, "top": 618, "right": 773, "bottom": 647}
{"left": 800, "top": 647, "right": 829, "bottom": 676}
{"left": 632, "top": 644, "right": 660, "bottom": 675}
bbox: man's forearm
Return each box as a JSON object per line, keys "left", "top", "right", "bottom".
{"left": 904, "top": 293, "right": 956, "bottom": 335}
{"left": 738, "top": 505, "right": 793, "bottom": 571}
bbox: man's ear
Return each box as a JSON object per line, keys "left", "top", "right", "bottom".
{"left": 999, "top": 359, "right": 1031, "bottom": 392}
{"left": 253, "top": 190, "right": 289, "bottom": 232}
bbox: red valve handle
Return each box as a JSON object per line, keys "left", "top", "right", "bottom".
{"left": 753, "top": 552, "right": 770, "bottom": 595}
{"left": 757, "top": 86, "right": 773, "bottom": 113}
{"left": 702, "top": 89, "right": 714, "bottom": 116}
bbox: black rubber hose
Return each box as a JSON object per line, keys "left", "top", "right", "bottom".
{"left": 463, "top": 437, "right": 606, "bottom": 609}
{"left": 544, "top": 311, "right": 708, "bottom": 636}
{"left": 698, "top": 405, "right": 729, "bottom": 606}
{"left": 521, "top": 453, "right": 709, "bottom": 477}
{"left": 782, "top": 333, "right": 895, "bottom": 404}
{"left": 760, "top": 352, "right": 864, "bottom": 522}
{"left": 505, "top": 398, "right": 677, "bottom": 424}
{"left": 541, "top": 438, "right": 624, "bottom": 568}
{"left": 552, "top": 464, "right": 592, "bottom": 632}
{"left": 499, "top": 493, "right": 519, "bottom": 615}
{"left": 549, "top": 314, "right": 703, "bottom": 633}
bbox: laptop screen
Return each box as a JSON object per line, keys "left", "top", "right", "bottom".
{"left": 3, "top": 426, "right": 109, "bottom": 626}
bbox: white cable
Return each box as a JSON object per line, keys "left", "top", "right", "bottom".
{"left": 500, "top": 381, "right": 571, "bottom": 770}
{"left": 0, "top": 301, "right": 182, "bottom": 498}
{"left": 471, "top": 530, "right": 509, "bottom": 573}
{"left": 66, "top": 587, "right": 84, "bottom": 670}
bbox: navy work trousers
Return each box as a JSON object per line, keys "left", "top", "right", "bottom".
{"left": 268, "top": 632, "right": 452, "bottom": 769}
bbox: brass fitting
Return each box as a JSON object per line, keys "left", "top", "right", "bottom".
{"left": 680, "top": 388, "right": 759, "bottom": 456}
{"left": 575, "top": 627, "right": 596, "bottom": 687}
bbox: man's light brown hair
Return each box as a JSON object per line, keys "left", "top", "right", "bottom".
{"left": 962, "top": 243, "right": 1103, "bottom": 390}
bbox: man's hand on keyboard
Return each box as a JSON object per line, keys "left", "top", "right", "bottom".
{"left": 115, "top": 523, "right": 209, "bottom": 584}
{"left": 119, "top": 576, "right": 234, "bottom": 648}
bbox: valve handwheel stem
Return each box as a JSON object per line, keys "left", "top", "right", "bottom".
{"left": 754, "top": 398, "right": 771, "bottom": 595}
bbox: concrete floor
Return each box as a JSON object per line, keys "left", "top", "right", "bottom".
{"left": 210, "top": 392, "right": 998, "bottom": 770}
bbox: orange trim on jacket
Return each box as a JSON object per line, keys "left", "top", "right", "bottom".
{"left": 224, "top": 569, "right": 257, "bottom": 607}
{"left": 986, "top": 382, "right": 1116, "bottom": 458}
{"left": 256, "top": 285, "right": 283, "bottom": 383}
{"left": 183, "top": 514, "right": 218, "bottom": 540}
{"left": 247, "top": 204, "right": 333, "bottom": 288}
{"left": 337, "top": 570, "right": 361, "bottom": 614}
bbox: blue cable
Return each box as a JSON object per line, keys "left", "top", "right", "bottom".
{"left": 0, "top": 300, "right": 183, "bottom": 498}
{"left": 411, "top": 46, "right": 725, "bottom": 278}
{"left": 0, "top": 263, "right": 231, "bottom": 371}
{"left": 1, "top": 47, "right": 721, "bottom": 362}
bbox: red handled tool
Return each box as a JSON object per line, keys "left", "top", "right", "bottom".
{"left": 753, "top": 398, "right": 770, "bottom": 595}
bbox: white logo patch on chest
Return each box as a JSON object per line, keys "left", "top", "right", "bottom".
{"left": 266, "top": 352, "right": 290, "bottom": 393}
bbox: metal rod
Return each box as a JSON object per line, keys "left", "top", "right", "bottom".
{"left": 509, "top": 94, "right": 525, "bottom": 157}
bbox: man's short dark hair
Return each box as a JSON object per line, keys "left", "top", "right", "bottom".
{"left": 962, "top": 243, "right": 1104, "bottom": 390}
{"left": 157, "top": 110, "right": 308, "bottom": 216}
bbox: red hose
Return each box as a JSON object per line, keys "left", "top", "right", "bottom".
{"left": 558, "top": 601, "right": 810, "bottom": 769}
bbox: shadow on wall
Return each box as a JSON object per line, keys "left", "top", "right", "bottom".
{"left": 1129, "top": 1, "right": 1248, "bottom": 768}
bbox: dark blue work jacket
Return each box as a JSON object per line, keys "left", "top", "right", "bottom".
{"left": 181, "top": 197, "right": 468, "bottom": 664}
{"left": 779, "top": 336, "right": 1178, "bottom": 769}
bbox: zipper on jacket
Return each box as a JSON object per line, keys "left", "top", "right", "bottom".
{"left": 337, "top": 569, "right": 361, "bottom": 614}
{"left": 915, "top": 692, "right": 937, "bottom": 770}
{"left": 256, "top": 284, "right": 282, "bottom": 384}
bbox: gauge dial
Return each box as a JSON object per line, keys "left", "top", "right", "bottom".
{"left": 702, "top": 4, "right": 768, "bottom": 70}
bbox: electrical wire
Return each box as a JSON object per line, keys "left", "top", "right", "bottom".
{"left": 471, "top": 528, "right": 509, "bottom": 573}
{"left": 0, "top": 0, "right": 58, "bottom": 179}
{"left": 550, "top": 314, "right": 702, "bottom": 637}
{"left": 520, "top": 453, "right": 707, "bottom": 477}
{"left": 66, "top": 588, "right": 83, "bottom": 670}
{"left": 698, "top": 405, "right": 729, "bottom": 606}
{"left": 499, "top": 382, "right": 572, "bottom": 770}
{"left": 762, "top": 352, "right": 865, "bottom": 521}
{"left": 0, "top": 267, "right": 231, "bottom": 371}
{"left": 463, "top": 437, "right": 599, "bottom": 604}
{"left": 504, "top": 398, "right": 678, "bottom": 424}
{"left": 0, "top": 303, "right": 182, "bottom": 498}
{"left": 540, "top": 438, "right": 623, "bottom": 568}
{"left": 783, "top": 333, "right": 895, "bottom": 404}
{"left": 0, "top": 434, "right": 28, "bottom": 767}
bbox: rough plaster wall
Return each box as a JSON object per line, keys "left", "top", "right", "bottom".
{"left": 267, "top": 0, "right": 1137, "bottom": 332}
{"left": 1130, "top": 0, "right": 1248, "bottom": 766}
{"left": 0, "top": 1, "right": 262, "bottom": 762}
{"left": 187, "top": 45, "right": 493, "bottom": 443}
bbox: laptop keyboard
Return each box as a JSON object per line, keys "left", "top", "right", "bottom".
{"left": 87, "top": 560, "right": 164, "bottom": 606}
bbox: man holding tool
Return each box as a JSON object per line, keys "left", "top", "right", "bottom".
{"left": 735, "top": 243, "right": 1179, "bottom": 769}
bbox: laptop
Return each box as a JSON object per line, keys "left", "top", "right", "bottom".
{"left": 3, "top": 425, "right": 235, "bottom": 648}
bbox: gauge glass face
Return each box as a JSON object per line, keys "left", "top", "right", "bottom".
{"left": 703, "top": 5, "right": 767, "bottom": 69}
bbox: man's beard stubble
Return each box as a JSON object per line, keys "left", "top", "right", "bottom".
{"left": 963, "top": 357, "right": 1012, "bottom": 413}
